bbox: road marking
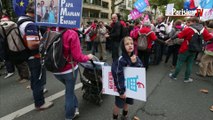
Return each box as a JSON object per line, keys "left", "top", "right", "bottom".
{"left": 0, "top": 83, "right": 83, "bottom": 120}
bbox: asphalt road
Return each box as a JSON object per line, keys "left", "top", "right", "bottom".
{"left": 0, "top": 50, "right": 213, "bottom": 120}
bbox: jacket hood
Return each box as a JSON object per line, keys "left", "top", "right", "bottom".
{"left": 120, "top": 38, "right": 134, "bottom": 59}
{"left": 190, "top": 23, "right": 204, "bottom": 31}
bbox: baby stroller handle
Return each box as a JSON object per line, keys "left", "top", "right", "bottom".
{"left": 90, "top": 59, "right": 96, "bottom": 68}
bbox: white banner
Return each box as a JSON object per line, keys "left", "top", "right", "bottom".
{"left": 165, "top": 3, "right": 174, "bottom": 16}
{"left": 102, "top": 66, "right": 146, "bottom": 101}
{"left": 200, "top": 9, "right": 213, "bottom": 21}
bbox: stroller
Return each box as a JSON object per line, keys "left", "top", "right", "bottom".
{"left": 79, "top": 57, "right": 108, "bottom": 105}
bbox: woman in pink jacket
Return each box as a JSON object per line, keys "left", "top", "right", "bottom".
{"left": 53, "top": 29, "right": 93, "bottom": 120}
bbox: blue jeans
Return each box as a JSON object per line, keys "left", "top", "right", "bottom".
{"left": 27, "top": 58, "right": 46, "bottom": 107}
{"left": 54, "top": 69, "right": 78, "bottom": 119}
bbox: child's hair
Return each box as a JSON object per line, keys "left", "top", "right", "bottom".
{"left": 120, "top": 36, "right": 134, "bottom": 56}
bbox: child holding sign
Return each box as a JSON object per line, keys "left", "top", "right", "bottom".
{"left": 111, "top": 36, "right": 143, "bottom": 120}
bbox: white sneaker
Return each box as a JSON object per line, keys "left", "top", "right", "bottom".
{"left": 73, "top": 108, "right": 79, "bottom": 119}
{"left": 43, "top": 88, "right": 48, "bottom": 94}
{"left": 184, "top": 78, "right": 193, "bottom": 83}
{"left": 36, "top": 101, "right": 53, "bottom": 110}
{"left": 4, "top": 73, "right": 14, "bottom": 79}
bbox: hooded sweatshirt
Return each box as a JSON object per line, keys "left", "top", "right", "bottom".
{"left": 111, "top": 40, "right": 143, "bottom": 95}
{"left": 172, "top": 23, "right": 213, "bottom": 53}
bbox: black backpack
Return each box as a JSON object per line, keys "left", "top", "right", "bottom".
{"left": 0, "top": 18, "right": 33, "bottom": 64}
{"left": 188, "top": 27, "right": 205, "bottom": 52}
{"left": 40, "top": 30, "right": 68, "bottom": 72}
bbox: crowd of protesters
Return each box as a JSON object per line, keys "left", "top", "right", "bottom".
{"left": 0, "top": 2, "right": 213, "bottom": 120}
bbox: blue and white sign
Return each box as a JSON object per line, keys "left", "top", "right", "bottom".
{"left": 35, "top": 0, "right": 82, "bottom": 28}
{"left": 133, "top": 0, "right": 147, "bottom": 13}
{"left": 102, "top": 66, "right": 147, "bottom": 101}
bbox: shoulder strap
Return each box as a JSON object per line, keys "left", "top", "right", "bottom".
{"left": 189, "top": 27, "right": 204, "bottom": 35}
{"left": 146, "top": 31, "right": 153, "bottom": 36}
{"left": 17, "top": 17, "right": 34, "bottom": 27}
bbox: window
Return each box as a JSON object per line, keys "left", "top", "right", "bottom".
{"left": 101, "top": 13, "right": 108, "bottom": 19}
{"left": 82, "top": 10, "right": 89, "bottom": 17}
{"left": 91, "top": 0, "right": 101, "bottom": 6}
{"left": 84, "top": 0, "right": 90, "bottom": 3}
{"left": 102, "top": 2, "right": 108, "bottom": 8}
{"left": 90, "top": 11, "right": 99, "bottom": 18}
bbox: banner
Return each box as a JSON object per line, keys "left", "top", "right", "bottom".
{"left": 35, "top": 0, "right": 82, "bottom": 28}
{"left": 134, "top": 0, "right": 147, "bottom": 13}
{"left": 200, "top": 0, "right": 213, "bottom": 9}
{"left": 200, "top": 9, "right": 213, "bottom": 21}
{"left": 130, "top": 9, "right": 142, "bottom": 20}
{"left": 102, "top": 66, "right": 146, "bottom": 101}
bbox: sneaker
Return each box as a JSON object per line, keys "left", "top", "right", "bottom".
{"left": 19, "top": 79, "right": 28, "bottom": 83}
{"left": 184, "top": 78, "right": 193, "bottom": 83}
{"left": 73, "top": 108, "right": 80, "bottom": 119}
{"left": 4, "top": 73, "right": 14, "bottom": 79}
{"left": 169, "top": 73, "right": 177, "bottom": 80}
{"left": 43, "top": 88, "right": 48, "bottom": 94}
{"left": 36, "top": 101, "right": 53, "bottom": 110}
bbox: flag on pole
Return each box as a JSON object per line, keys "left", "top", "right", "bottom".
{"left": 189, "top": 0, "right": 196, "bottom": 9}
{"left": 13, "top": 0, "right": 29, "bottom": 16}
{"left": 200, "top": 0, "right": 213, "bottom": 9}
{"left": 134, "top": 0, "right": 148, "bottom": 13}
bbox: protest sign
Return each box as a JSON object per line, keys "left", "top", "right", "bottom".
{"left": 130, "top": 9, "right": 142, "bottom": 20}
{"left": 35, "top": 0, "right": 82, "bottom": 28}
{"left": 102, "top": 66, "right": 146, "bottom": 101}
{"left": 134, "top": 0, "right": 147, "bottom": 13}
{"left": 165, "top": 3, "right": 174, "bottom": 16}
{"left": 200, "top": 9, "right": 213, "bottom": 21}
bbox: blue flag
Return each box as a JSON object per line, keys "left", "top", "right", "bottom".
{"left": 13, "top": 0, "right": 29, "bottom": 16}
{"left": 134, "top": 0, "right": 147, "bottom": 13}
{"left": 200, "top": 0, "right": 213, "bottom": 9}
{"left": 184, "top": 0, "right": 190, "bottom": 10}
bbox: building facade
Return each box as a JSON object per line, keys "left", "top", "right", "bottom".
{"left": 82, "top": 0, "right": 112, "bottom": 24}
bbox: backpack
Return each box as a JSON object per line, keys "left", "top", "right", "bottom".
{"left": 137, "top": 31, "right": 153, "bottom": 50}
{"left": 40, "top": 30, "right": 68, "bottom": 72}
{"left": 0, "top": 19, "right": 33, "bottom": 64}
{"left": 188, "top": 27, "right": 205, "bottom": 52}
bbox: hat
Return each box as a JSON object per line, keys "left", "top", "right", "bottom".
{"left": 143, "top": 19, "right": 151, "bottom": 26}
{"left": 1, "top": 16, "right": 9, "bottom": 21}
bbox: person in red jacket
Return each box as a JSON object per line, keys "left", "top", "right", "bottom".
{"left": 166, "top": 17, "right": 213, "bottom": 83}
{"left": 138, "top": 20, "right": 157, "bottom": 70}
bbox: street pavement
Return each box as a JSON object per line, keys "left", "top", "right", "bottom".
{"left": 0, "top": 49, "right": 212, "bottom": 120}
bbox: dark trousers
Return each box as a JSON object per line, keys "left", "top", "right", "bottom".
{"left": 153, "top": 43, "right": 161, "bottom": 65}
{"left": 5, "top": 61, "right": 15, "bottom": 73}
{"left": 92, "top": 41, "right": 99, "bottom": 55}
{"left": 27, "top": 58, "right": 46, "bottom": 107}
{"left": 86, "top": 42, "right": 92, "bottom": 51}
{"left": 165, "top": 45, "right": 180, "bottom": 66}
{"left": 111, "top": 41, "right": 120, "bottom": 62}
{"left": 138, "top": 50, "right": 151, "bottom": 70}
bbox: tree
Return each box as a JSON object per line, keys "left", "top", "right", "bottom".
{"left": 111, "top": 0, "right": 125, "bottom": 14}
{"left": 149, "top": 0, "right": 184, "bottom": 17}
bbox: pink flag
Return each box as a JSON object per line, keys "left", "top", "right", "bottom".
{"left": 130, "top": 9, "right": 142, "bottom": 20}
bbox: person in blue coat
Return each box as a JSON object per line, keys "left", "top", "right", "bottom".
{"left": 111, "top": 36, "right": 143, "bottom": 120}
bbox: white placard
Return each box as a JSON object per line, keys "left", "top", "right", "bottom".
{"left": 166, "top": 3, "right": 174, "bottom": 16}
{"left": 102, "top": 66, "right": 146, "bottom": 101}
